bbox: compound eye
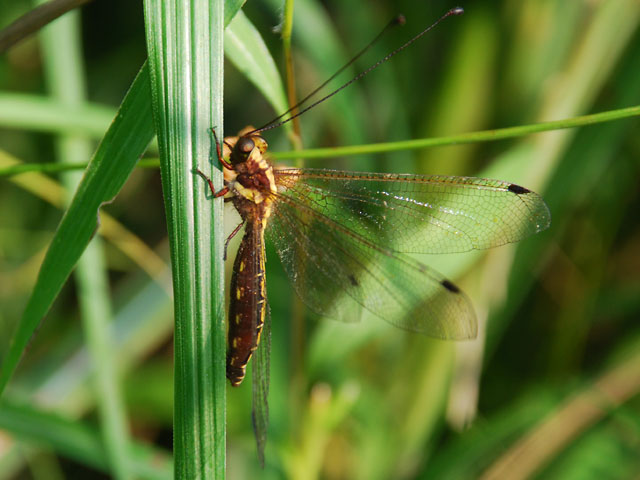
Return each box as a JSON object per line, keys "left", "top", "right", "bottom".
{"left": 236, "top": 137, "right": 255, "bottom": 155}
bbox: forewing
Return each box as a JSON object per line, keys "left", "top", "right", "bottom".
{"left": 265, "top": 192, "right": 476, "bottom": 339}
{"left": 251, "top": 302, "right": 270, "bottom": 468}
{"left": 273, "top": 169, "right": 550, "bottom": 254}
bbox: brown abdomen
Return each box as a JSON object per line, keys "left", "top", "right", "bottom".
{"left": 227, "top": 219, "right": 267, "bottom": 386}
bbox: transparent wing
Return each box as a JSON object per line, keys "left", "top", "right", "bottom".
{"left": 273, "top": 169, "right": 550, "bottom": 254}
{"left": 266, "top": 192, "right": 476, "bottom": 339}
{"left": 251, "top": 303, "right": 270, "bottom": 468}
{"left": 265, "top": 168, "right": 550, "bottom": 339}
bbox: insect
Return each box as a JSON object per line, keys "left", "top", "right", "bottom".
{"left": 196, "top": 7, "right": 551, "bottom": 465}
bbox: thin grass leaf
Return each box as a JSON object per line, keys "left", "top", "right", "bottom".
{"left": 0, "top": 151, "right": 167, "bottom": 282}
{"left": 35, "top": 4, "right": 132, "bottom": 477}
{"left": 265, "top": 0, "right": 368, "bottom": 146}
{"left": 0, "top": 156, "right": 160, "bottom": 177}
{"left": 0, "top": 400, "right": 172, "bottom": 480}
{"left": 16, "top": 271, "right": 173, "bottom": 414}
{"left": 0, "top": 92, "right": 115, "bottom": 137}
{"left": 225, "top": 10, "right": 288, "bottom": 115}
{"left": 0, "top": 0, "right": 94, "bottom": 53}
{"left": 224, "top": 0, "right": 247, "bottom": 25}
{"left": 0, "top": 64, "right": 155, "bottom": 394}
{"left": 143, "top": 0, "right": 225, "bottom": 477}
{"left": 269, "top": 105, "right": 640, "bottom": 161}
{"left": 480, "top": 347, "right": 640, "bottom": 480}
{"left": 2, "top": 104, "right": 638, "bottom": 178}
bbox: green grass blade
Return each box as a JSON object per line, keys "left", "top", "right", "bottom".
{"left": 0, "top": 400, "right": 172, "bottom": 480}
{"left": 5, "top": 105, "right": 638, "bottom": 178}
{"left": 270, "top": 105, "right": 640, "bottom": 161}
{"left": 0, "top": 2, "right": 245, "bottom": 138}
{"left": 143, "top": 0, "right": 225, "bottom": 477}
{"left": 225, "top": 10, "right": 288, "bottom": 115}
{"left": 224, "top": 0, "right": 246, "bottom": 24}
{"left": 0, "top": 92, "right": 115, "bottom": 137}
{"left": 265, "top": 0, "right": 369, "bottom": 146}
{"left": 0, "top": 157, "right": 160, "bottom": 177}
{"left": 36, "top": 3, "right": 133, "bottom": 478}
{"left": 0, "top": 64, "right": 155, "bottom": 394}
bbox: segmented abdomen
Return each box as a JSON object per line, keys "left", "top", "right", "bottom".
{"left": 227, "top": 219, "right": 267, "bottom": 387}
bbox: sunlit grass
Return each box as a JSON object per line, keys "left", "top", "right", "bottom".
{"left": 0, "top": 0, "right": 639, "bottom": 479}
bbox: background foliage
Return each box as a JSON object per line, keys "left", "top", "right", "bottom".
{"left": 1, "top": 0, "right": 639, "bottom": 479}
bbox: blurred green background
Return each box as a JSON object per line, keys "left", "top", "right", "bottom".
{"left": 1, "top": 0, "right": 640, "bottom": 478}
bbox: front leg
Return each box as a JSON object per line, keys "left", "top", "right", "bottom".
{"left": 211, "top": 127, "right": 233, "bottom": 170}
{"left": 195, "top": 168, "right": 229, "bottom": 198}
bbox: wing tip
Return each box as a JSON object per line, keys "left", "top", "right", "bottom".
{"left": 507, "top": 183, "right": 552, "bottom": 235}
{"left": 535, "top": 202, "right": 552, "bottom": 233}
{"left": 252, "top": 410, "right": 267, "bottom": 468}
{"left": 432, "top": 279, "right": 478, "bottom": 340}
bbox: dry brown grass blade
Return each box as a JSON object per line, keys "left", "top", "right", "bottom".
{"left": 0, "top": 0, "right": 94, "bottom": 53}
{"left": 480, "top": 351, "right": 640, "bottom": 480}
{"left": 0, "top": 150, "right": 169, "bottom": 290}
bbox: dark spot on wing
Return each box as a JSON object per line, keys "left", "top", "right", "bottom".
{"left": 441, "top": 279, "right": 461, "bottom": 293}
{"left": 508, "top": 183, "right": 530, "bottom": 195}
{"left": 348, "top": 274, "right": 359, "bottom": 287}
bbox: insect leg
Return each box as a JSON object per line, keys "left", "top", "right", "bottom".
{"left": 213, "top": 186, "right": 230, "bottom": 197}
{"left": 195, "top": 168, "right": 229, "bottom": 197}
{"left": 210, "top": 127, "right": 233, "bottom": 170}
{"left": 224, "top": 220, "right": 245, "bottom": 260}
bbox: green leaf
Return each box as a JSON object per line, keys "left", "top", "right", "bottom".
{"left": 143, "top": 0, "right": 226, "bottom": 477}
{"left": 224, "top": 0, "right": 247, "bottom": 29}
{"left": 0, "top": 92, "right": 115, "bottom": 137}
{"left": 0, "top": 400, "right": 172, "bottom": 480}
{"left": 225, "top": 10, "right": 288, "bottom": 115}
{"left": 269, "top": 105, "right": 640, "bottom": 161}
{"left": 0, "top": 64, "right": 155, "bottom": 394}
{"left": 35, "top": 3, "right": 133, "bottom": 478}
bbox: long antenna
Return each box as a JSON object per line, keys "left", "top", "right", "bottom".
{"left": 254, "top": 14, "right": 406, "bottom": 133}
{"left": 248, "top": 7, "right": 464, "bottom": 136}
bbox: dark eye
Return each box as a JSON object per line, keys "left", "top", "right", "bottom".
{"left": 236, "top": 137, "right": 255, "bottom": 155}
